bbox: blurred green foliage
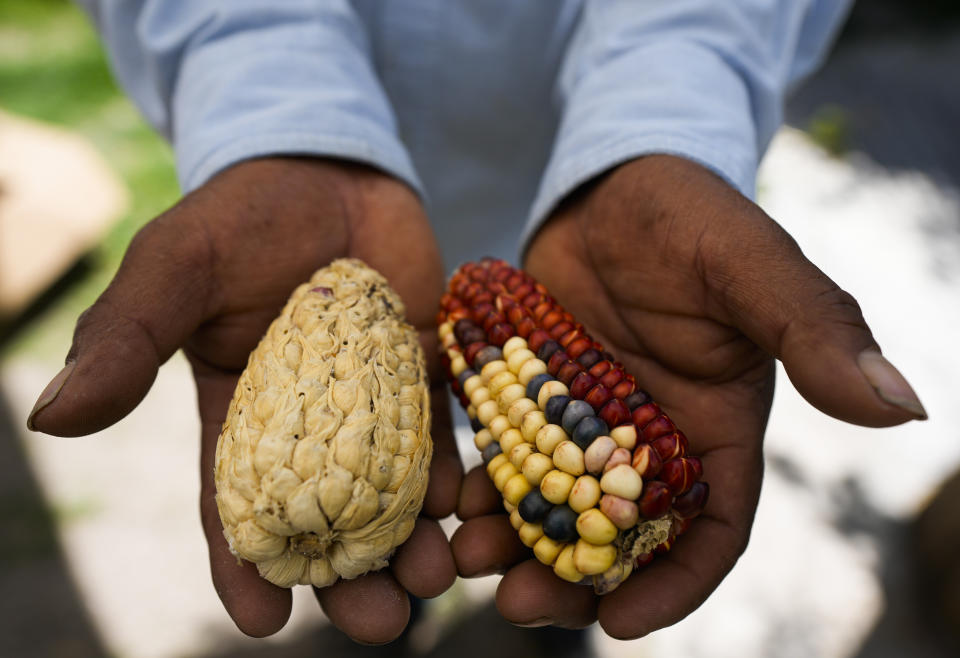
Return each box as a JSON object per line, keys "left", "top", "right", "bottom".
{"left": 0, "top": 0, "right": 179, "bottom": 359}
{"left": 807, "top": 105, "right": 851, "bottom": 158}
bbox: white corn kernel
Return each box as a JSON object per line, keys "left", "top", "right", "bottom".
{"left": 497, "top": 383, "right": 527, "bottom": 413}
{"left": 473, "top": 429, "right": 494, "bottom": 451}
{"left": 488, "top": 415, "right": 512, "bottom": 440}
{"left": 507, "top": 348, "right": 536, "bottom": 375}
{"left": 476, "top": 399, "right": 499, "bottom": 426}
{"left": 552, "top": 440, "right": 586, "bottom": 476}
{"left": 609, "top": 425, "right": 638, "bottom": 450}
{"left": 507, "top": 397, "right": 539, "bottom": 428}
{"left": 480, "top": 360, "right": 508, "bottom": 384}
{"left": 520, "top": 410, "right": 548, "bottom": 442}
{"left": 537, "top": 380, "right": 570, "bottom": 410}
{"left": 517, "top": 358, "right": 548, "bottom": 386}
{"left": 499, "top": 428, "right": 525, "bottom": 455}
{"left": 462, "top": 374, "right": 483, "bottom": 398}
{"left": 501, "top": 336, "right": 527, "bottom": 360}
{"left": 600, "top": 464, "right": 643, "bottom": 500}
{"left": 489, "top": 371, "right": 518, "bottom": 397}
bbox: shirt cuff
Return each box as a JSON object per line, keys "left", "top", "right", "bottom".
{"left": 173, "top": 21, "right": 421, "bottom": 194}
{"left": 522, "top": 39, "right": 758, "bottom": 252}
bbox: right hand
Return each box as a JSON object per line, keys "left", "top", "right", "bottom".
{"left": 27, "top": 158, "right": 462, "bottom": 643}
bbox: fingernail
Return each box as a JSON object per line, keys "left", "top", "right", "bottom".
{"left": 857, "top": 350, "right": 927, "bottom": 420}
{"left": 513, "top": 616, "right": 554, "bottom": 628}
{"left": 27, "top": 361, "right": 76, "bottom": 431}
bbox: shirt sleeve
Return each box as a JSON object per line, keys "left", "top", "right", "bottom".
{"left": 76, "top": 0, "right": 421, "bottom": 194}
{"left": 522, "top": 0, "right": 853, "bottom": 247}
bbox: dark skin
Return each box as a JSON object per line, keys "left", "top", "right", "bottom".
{"left": 29, "top": 154, "right": 923, "bottom": 641}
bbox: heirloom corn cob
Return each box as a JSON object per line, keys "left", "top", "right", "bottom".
{"left": 215, "top": 259, "right": 431, "bottom": 588}
{"left": 437, "top": 258, "right": 708, "bottom": 594}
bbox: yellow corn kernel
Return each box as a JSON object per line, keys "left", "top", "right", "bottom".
{"left": 552, "top": 440, "right": 585, "bottom": 476}
{"left": 507, "top": 397, "right": 539, "bottom": 428}
{"left": 518, "top": 522, "right": 544, "bottom": 548}
{"left": 493, "top": 462, "right": 520, "bottom": 491}
{"left": 499, "top": 428, "right": 525, "bottom": 455}
{"left": 510, "top": 508, "right": 525, "bottom": 531}
{"left": 537, "top": 380, "right": 570, "bottom": 410}
{"left": 480, "top": 360, "right": 508, "bottom": 384}
{"left": 437, "top": 321, "right": 454, "bottom": 340}
{"left": 573, "top": 539, "right": 617, "bottom": 575}
{"left": 489, "top": 371, "right": 519, "bottom": 397}
{"left": 517, "top": 357, "right": 548, "bottom": 386}
{"left": 488, "top": 415, "right": 512, "bottom": 440}
{"left": 501, "top": 336, "right": 528, "bottom": 360}
{"left": 576, "top": 508, "right": 618, "bottom": 545}
{"left": 507, "top": 348, "right": 536, "bottom": 375}
{"left": 469, "top": 385, "right": 491, "bottom": 409}
{"left": 509, "top": 442, "right": 536, "bottom": 470}
{"left": 533, "top": 535, "right": 565, "bottom": 566}
{"left": 504, "top": 473, "right": 533, "bottom": 506}
{"left": 521, "top": 452, "right": 554, "bottom": 486}
{"left": 503, "top": 498, "right": 516, "bottom": 514}
{"left": 535, "top": 424, "right": 567, "bottom": 456}
{"left": 553, "top": 544, "right": 583, "bottom": 583}
{"left": 473, "top": 429, "right": 494, "bottom": 451}
{"left": 462, "top": 374, "right": 483, "bottom": 398}
{"left": 450, "top": 354, "right": 468, "bottom": 377}
{"left": 476, "top": 399, "right": 499, "bottom": 426}
{"left": 486, "top": 453, "right": 508, "bottom": 479}
{"left": 520, "top": 410, "right": 548, "bottom": 442}
{"left": 540, "top": 469, "right": 576, "bottom": 504}
{"left": 609, "top": 425, "right": 638, "bottom": 450}
{"left": 568, "top": 475, "right": 602, "bottom": 513}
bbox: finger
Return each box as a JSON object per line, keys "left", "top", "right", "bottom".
{"left": 28, "top": 209, "right": 216, "bottom": 436}
{"left": 450, "top": 514, "right": 528, "bottom": 577}
{"left": 705, "top": 213, "right": 926, "bottom": 427}
{"left": 495, "top": 560, "right": 598, "bottom": 628}
{"left": 421, "top": 384, "right": 463, "bottom": 519}
{"left": 457, "top": 464, "right": 502, "bottom": 520}
{"left": 390, "top": 517, "right": 456, "bottom": 598}
{"left": 315, "top": 571, "right": 411, "bottom": 645}
{"left": 195, "top": 365, "right": 292, "bottom": 636}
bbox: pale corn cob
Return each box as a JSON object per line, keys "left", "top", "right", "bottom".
{"left": 215, "top": 259, "right": 431, "bottom": 588}
{"left": 437, "top": 259, "right": 708, "bottom": 594}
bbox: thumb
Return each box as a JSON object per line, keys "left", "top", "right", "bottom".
{"left": 708, "top": 218, "right": 926, "bottom": 427}
{"left": 28, "top": 209, "right": 215, "bottom": 436}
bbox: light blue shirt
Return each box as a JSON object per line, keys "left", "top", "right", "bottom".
{"left": 78, "top": 0, "right": 851, "bottom": 270}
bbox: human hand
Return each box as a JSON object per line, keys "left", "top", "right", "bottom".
{"left": 452, "top": 155, "right": 925, "bottom": 637}
{"left": 27, "top": 158, "right": 462, "bottom": 644}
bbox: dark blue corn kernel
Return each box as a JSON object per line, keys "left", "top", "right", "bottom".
{"left": 453, "top": 319, "right": 478, "bottom": 344}
{"left": 518, "top": 490, "right": 553, "bottom": 523}
{"left": 470, "top": 415, "right": 484, "bottom": 433}
{"left": 576, "top": 348, "right": 603, "bottom": 369}
{"left": 473, "top": 345, "right": 503, "bottom": 369}
{"left": 457, "top": 368, "right": 477, "bottom": 387}
{"left": 624, "top": 390, "right": 652, "bottom": 410}
{"left": 544, "top": 395, "right": 572, "bottom": 426}
{"left": 542, "top": 505, "right": 579, "bottom": 542}
{"left": 537, "top": 340, "right": 562, "bottom": 363}
{"left": 561, "top": 400, "right": 595, "bottom": 436}
{"left": 571, "top": 416, "right": 609, "bottom": 450}
{"left": 526, "top": 373, "right": 555, "bottom": 402}
{"left": 460, "top": 326, "right": 487, "bottom": 346}
{"left": 481, "top": 442, "right": 502, "bottom": 464}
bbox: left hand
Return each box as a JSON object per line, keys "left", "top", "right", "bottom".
{"left": 451, "top": 155, "right": 925, "bottom": 638}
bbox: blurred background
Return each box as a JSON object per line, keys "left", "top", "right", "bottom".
{"left": 1, "top": 1, "right": 959, "bottom": 656}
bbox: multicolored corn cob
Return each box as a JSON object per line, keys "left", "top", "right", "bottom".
{"left": 437, "top": 258, "right": 709, "bottom": 594}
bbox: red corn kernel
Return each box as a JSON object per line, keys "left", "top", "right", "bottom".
{"left": 631, "top": 402, "right": 661, "bottom": 430}
{"left": 638, "top": 480, "right": 673, "bottom": 519}
{"left": 569, "top": 372, "right": 599, "bottom": 400}
{"left": 507, "top": 305, "right": 530, "bottom": 325}
{"left": 599, "top": 398, "right": 631, "bottom": 428}
{"left": 546, "top": 350, "right": 569, "bottom": 375}
{"left": 673, "top": 482, "right": 709, "bottom": 519}
{"left": 447, "top": 308, "right": 470, "bottom": 323}
{"left": 635, "top": 551, "right": 655, "bottom": 568}
{"left": 482, "top": 311, "right": 506, "bottom": 333}
{"left": 472, "top": 291, "right": 494, "bottom": 307}
{"left": 558, "top": 329, "right": 580, "bottom": 348}
{"left": 549, "top": 321, "right": 574, "bottom": 340}
{"left": 687, "top": 454, "right": 702, "bottom": 480}
{"left": 470, "top": 302, "right": 495, "bottom": 324}
{"left": 565, "top": 336, "right": 593, "bottom": 359}
{"left": 463, "top": 341, "right": 487, "bottom": 366}
{"left": 588, "top": 360, "right": 613, "bottom": 378}
{"left": 534, "top": 282, "right": 549, "bottom": 295}
{"left": 584, "top": 384, "right": 614, "bottom": 411}
{"left": 513, "top": 282, "right": 534, "bottom": 300}
{"left": 505, "top": 273, "right": 525, "bottom": 292}
{"left": 642, "top": 415, "right": 676, "bottom": 442}
{"left": 672, "top": 516, "right": 692, "bottom": 537}
{"left": 516, "top": 317, "right": 537, "bottom": 338}
{"left": 522, "top": 292, "right": 543, "bottom": 308}
{"left": 651, "top": 432, "right": 685, "bottom": 461}
{"left": 464, "top": 281, "right": 484, "bottom": 301}
{"left": 661, "top": 458, "right": 697, "bottom": 495}
{"left": 468, "top": 267, "right": 488, "bottom": 282}
{"left": 527, "top": 329, "right": 551, "bottom": 353}
{"left": 599, "top": 368, "right": 624, "bottom": 389}
{"left": 631, "top": 443, "right": 662, "bottom": 478}
{"left": 533, "top": 302, "right": 553, "bottom": 322}
{"left": 612, "top": 379, "right": 636, "bottom": 399}
{"left": 488, "top": 323, "right": 516, "bottom": 347}
{"left": 435, "top": 310, "right": 447, "bottom": 326}
{"left": 491, "top": 266, "right": 512, "bottom": 283}
{"left": 556, "top": 360, "right": 583, "bottom": 386}
{"left": 440, "top": 293, "right": 462, "bottom": 311}
{"left": 576, "top": 348, "right": 603, "bottom": 369}
{"left": 541, "top": 309, "right": 564, "bottom": 330}
{"left": 562, "top": 311, "right": 575, "bottom": 323}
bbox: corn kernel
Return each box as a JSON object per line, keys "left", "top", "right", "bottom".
{"left": 486, "top": 453, "right": 508, "bottom": 479}
{"left": 553, "top": 544, "right": 583, "bottom": 583}
{"left": 540, "top": 469, "right": 576, "bottom": 504}
{"left": 488, "top": 414, "right": 512, "bottom": 439}
{"left": 502, "top": 336, "right": 528, "bottom": 360}
{"left": 533, "top": 535, "right": 565, "bottom": 566}
{"left": 503, "top": 498, "right": 516, "bottom": 513}
{"left": 584, "top": 435, "right": 618, "bottom": 475}
{"left": 474, "top": 429, "right": 494, "bottom": 451}
{"left": 480, "top": 360, "right": 508, "bottom": 384}
{"left": 507, "top": 348, "right": 536, "bottom": 375}
{"left": 438, "top": 321, "right": 454, "bottom": 340}
{"left": 469, "top": 386, "right": 491, "bottom": 408}
{"left": 466, "top": 404, "right": 476, "bottom": 418}
{"left": 493, "top": 462, "right": 519, "bottom": 491}
{"left": 518, "top": 522, "right": 544, "bottom": 547}
{"left": 552, "top": 440, "right": 586, "bottom": 476}
{"left": 507, "top": 397, "right": 539, "bottom": 428}
{"left": 521, "top": 452, "right": 554, "bottom": 486}
{"left": 476, "top": 399, "right": 499, "bottom": 426}
{"left": 450, "top": 354, "right": 468, "bottom": 377}
{"left": 600, "top": 464, "right": 643, "bottom": 500}
{"left": 609, "top": 425, "right": 638, "bottom": 450}
{"left": 576, "top": 508, "right": 618, "bottom": 545}
{"left": 510, "top": 508, "right": 525, "bottom": 530}
{"left": 509, "top": 442, "right": 536, "bottom": 469}
{"left": 517, "top": 357, "right": 548, "bottom": 386}
{"left": 504, "top": 473, "right": 533, "bottom": 506}
{"left": 573, "top": 539, "right": 617, "bottom": 575}
{"left": 520, "top": 410, "right": 548, "bottom": 442}
{"left": 568, "top": 475, "right": 602, "bottom": 513}
{"left": 498, "top": 383, "right": 527, "bottom": 413}
{"left": 441, "top": 332, "right": 457, "bottom": 349}
{"left": 499, "top": 428, "right": 525, "bottom": 456}
{"left": 537, "top": 380, "right": 570, "bottom": 410}
{"left": 462, "top": 374, "right": 483, "bottom": 398}
{"left": 489, "top": 371, "right": 518, "bottom": 397}
{"left": 535, "top": 424, "right": 567, "bottom": 456}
